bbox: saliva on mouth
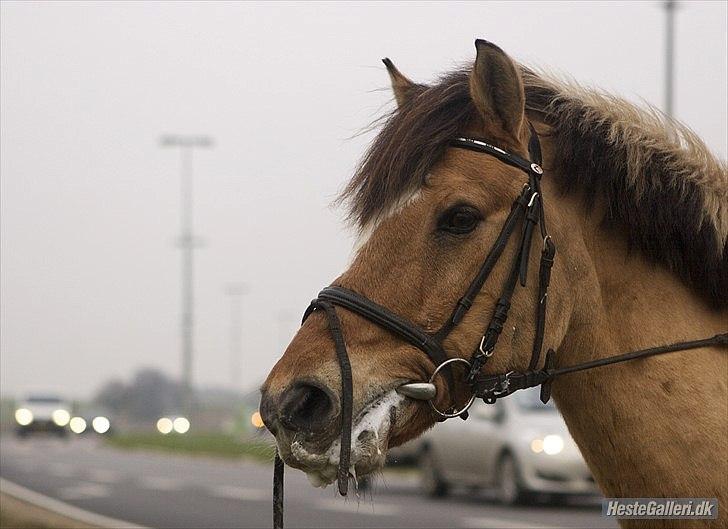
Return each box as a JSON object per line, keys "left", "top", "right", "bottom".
{"left": 293, "top": 390, "right": 405, "bottom": 492}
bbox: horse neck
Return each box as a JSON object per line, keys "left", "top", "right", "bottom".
{"left": 549, "top": 193, "right": 727, "bottom": 506}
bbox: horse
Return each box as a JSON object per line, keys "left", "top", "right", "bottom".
{"left": 260, "top": 40, "right": 727, "bottom": 528}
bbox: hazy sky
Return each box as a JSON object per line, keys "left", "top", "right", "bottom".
{"left": 1, "top": 1, "right": 726, "bottom": 399}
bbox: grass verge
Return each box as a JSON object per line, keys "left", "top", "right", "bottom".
{"left": 105, "top": 433, "right": 276, "bottom": 462}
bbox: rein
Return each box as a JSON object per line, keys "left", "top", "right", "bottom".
{"left": 271, "top": 124, "right": 728, "bottom": 529}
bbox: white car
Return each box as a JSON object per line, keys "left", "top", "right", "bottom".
{"left": 14, "top": 395, "right": 71, "bottom": 437}
{"left": 417, "top": 387, "right": 599, "bottom": 504}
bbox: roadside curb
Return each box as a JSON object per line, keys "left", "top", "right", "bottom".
{"left": 0, "top": 477, "right": 149, "bottom": 529}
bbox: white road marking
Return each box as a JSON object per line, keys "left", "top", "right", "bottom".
{"left": 138, "top": 476, "right": 181, "bottom": 491}
{"left": 0, "top": 478, "right": 146, "bottom": 528}
{"left": 207, "top": 485, "right": 269, "bottom": 501}
{"left": 461, "top": 516, "right": 554, "bottom": 529}
{"left": 57, "top": 483, "right": 111, "bottom": 500}
{"left": 87, "top": 469, "right": 121, "bottom": 483}
{"left": 315, "top": 498, "right": 400, "bottom": 516}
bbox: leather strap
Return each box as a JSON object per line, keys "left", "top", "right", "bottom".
{"left": 316, "top": 287, "right": 449, "bottom": 370}
{"left": 473, "top": 333, "right": 728, "bottom": 404}
{"left": 273, "top": 452, "right": 284, "bottom": 529}
{"left": 436, "top": 185, "right": 532, "bottom": 338}
{"left": 302, "top": 299, "right": 353, "bottom": 497}
{"left": 529, "top": 236, "right": 555, "bottom": 370}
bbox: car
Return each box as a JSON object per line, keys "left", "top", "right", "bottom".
{"left": 14, "top": 395, "right": 71, "bottom": 437}
{"left": 417, "top": 387, "right": 600, "bottom": 504}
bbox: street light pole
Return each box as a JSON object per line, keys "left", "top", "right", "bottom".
{"left": 225, "top": 284, "right": 249, "bottom": 391}
{"left": 160, "top": 134, "right": 213, "bottom": 415}
{"left": 664, "top": 0, "right": 677, "bottom": 117}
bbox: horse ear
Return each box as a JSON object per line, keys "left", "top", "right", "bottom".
{"left": 469, "top": 39, "right": 525, "bottom": 140}
{"left": 382, "top": 58, "right": 416, "bottom": 107}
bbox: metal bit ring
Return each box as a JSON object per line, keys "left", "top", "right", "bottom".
{"left": 427, "top": 358, "right": 476, "bottom": 418}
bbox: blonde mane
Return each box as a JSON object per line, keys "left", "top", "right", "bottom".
{"left": 340, "top": 66, "right": 728, "bottom": 307}
{"left": 522, "top": 68, "right": 728, "bottom": 249}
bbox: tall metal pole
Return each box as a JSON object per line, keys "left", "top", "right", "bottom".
{"left": 180, "top": 145, "right": 194, "bottom": 414}
{"left": 664, "top": 0, "right": 677, "bottom": 117}
{"left": 225, "top": 284, "right": 248, "bottom": 390}
{"left": 161, "top": 134, "right": 213, "bottom": 415}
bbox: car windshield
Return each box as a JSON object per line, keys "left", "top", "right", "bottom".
{"left": 514, "top": 387, "right": 556, "bottom": 412}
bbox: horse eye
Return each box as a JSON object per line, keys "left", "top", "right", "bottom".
{"left": 438, "top": 205, "right": 481, "bottom": 235}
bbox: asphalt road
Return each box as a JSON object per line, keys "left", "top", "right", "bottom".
{"left": 0, "top": 436, "right": 615, "bottom": 529}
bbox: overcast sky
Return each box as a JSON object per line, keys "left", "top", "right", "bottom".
{"left": 1, "top": 1, "right": 726, "bottom": 400}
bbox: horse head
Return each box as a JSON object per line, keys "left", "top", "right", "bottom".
{"left": 259, "top": 41, "right": 578, "bottom": 487}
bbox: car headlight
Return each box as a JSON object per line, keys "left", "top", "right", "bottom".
{"left": 15, "top": 408, "right": 33, "bottom": 426}
{"left": 92, "top": 416, "right": 111, "bottom": 434}
{"left": 173, "top": 417, "right": 190, "bottom": 434}
{"left": 530, "top": 434, "right": 564, "bottom": 455}
{"left": 156, "top": 417, "right": 173, "bottom": 434}
{"left": 542, "top": 434, "right": 564, "bottom": 455}
{"left": 69, "top": 417, "right": 87, "bottom": 434}
{"left": 52, "top": 409, "right": 71, "bottom": 427}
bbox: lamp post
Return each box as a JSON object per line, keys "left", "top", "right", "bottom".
{"left": 664, "top": 0, "right": 678, "bottom": 117}
{"left": 160, "top": 134, "right": 213, "bottom": 414}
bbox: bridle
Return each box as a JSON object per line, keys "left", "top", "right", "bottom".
{"left": 271, "top": 124, "right": 728, "bottom": 529}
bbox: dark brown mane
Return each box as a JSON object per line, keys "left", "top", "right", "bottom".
{"left": 340, "top": 66, "right": 728, "bottom": 308}
{"left": 342, "top": 69, "right": 473, "bottom": 227}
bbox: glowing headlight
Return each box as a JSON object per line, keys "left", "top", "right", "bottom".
{"left": 173, "top": 417, "right": 190, "bottom": 434}
{"left": 542, "top": 434, "right": 564, "bottom": 455}
{"left": 530, "top": 438, "right": 544, "bottom": 453}
{"left": 52, "top": 409, "right": 71, "bottom": 427}
{"left": 69, "top": 417, "right": 87, "bottom": 434}
{"left": 92, "top": 416, "right": 111, "bottom": 434}
{"left": 156, "top": 417, "right": 173, "bottom": 434}
{"left": 15, "top": 408, "right": 33, "bottom": 426}
{"left": 251, "top": 411, "right": 264, "bottom": 429}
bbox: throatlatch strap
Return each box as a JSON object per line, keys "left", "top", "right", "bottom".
{"left": 528, "top": 237, "right": 555, "bottom": 370}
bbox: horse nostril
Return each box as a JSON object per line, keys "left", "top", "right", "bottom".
{"left": 279, "top": 382, "right": 334, "bottom": 433}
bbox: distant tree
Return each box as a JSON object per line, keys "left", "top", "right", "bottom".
{"left": 93, "top": 368, "right": 183, "bottom": 421}
{"left": 95, "top": 378, "right": 128, "bottom": 413}
{"left": 126, "top": 368, "right": 180, "bottom": 421}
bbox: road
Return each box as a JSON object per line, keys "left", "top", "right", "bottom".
{"left": 0, "top": 436, "right": 615, "bottom": 528}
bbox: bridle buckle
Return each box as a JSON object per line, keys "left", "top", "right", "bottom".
{"left": 481, "top": 371, "right": 516, "bottom": 404}
{"left": 478, "top": 335, "right": 495, "bottom": 358}
{"left": 496, "top": 371, "right": 515, "bottom": 396}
